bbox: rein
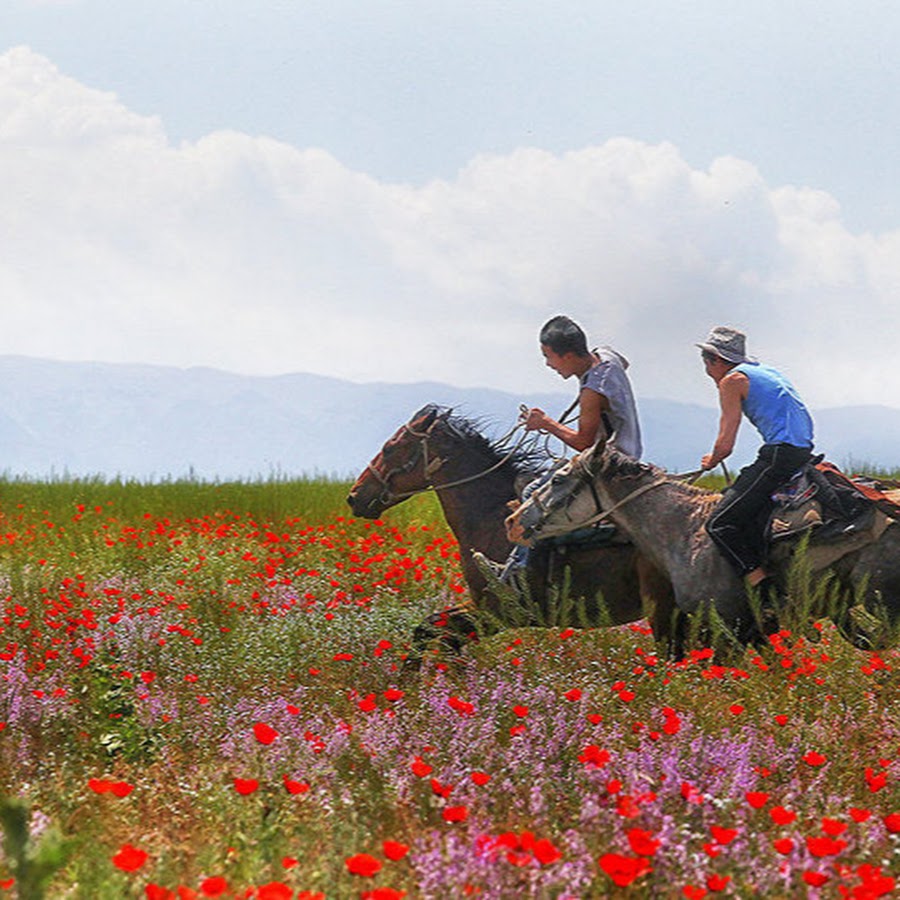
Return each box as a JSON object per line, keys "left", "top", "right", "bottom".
{"left": 528, "top": 458, "right": 729, "bottom": 535}
{"left": 564, "top": 465, "right": 668, "bottom": 530}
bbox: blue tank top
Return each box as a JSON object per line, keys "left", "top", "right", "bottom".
{"left": 735, "top": 362, "right": 814, "bottom": 448}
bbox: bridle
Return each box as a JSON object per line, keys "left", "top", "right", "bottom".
{"left": 364, "top": 413, "right": 531, "bottom": 507}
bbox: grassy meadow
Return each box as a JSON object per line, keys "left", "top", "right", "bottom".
{"left": 0, "top": 474, "right": 900, "bottom": 898}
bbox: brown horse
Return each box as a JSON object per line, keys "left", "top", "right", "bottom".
{"left": 346, "top": 405, "right": 681, "bottom": 657}
{"left": 507, "top": 439, "right": 900, "bottom": 649}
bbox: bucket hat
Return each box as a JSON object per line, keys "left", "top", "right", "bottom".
{"left": 696, "top": 326, "right": 756, "bottom": 364}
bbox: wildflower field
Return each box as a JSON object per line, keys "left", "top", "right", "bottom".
{"left": 1, "top": 476, "right": 900, "bottom": 899}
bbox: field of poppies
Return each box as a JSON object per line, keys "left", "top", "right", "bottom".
{"left": 1, "top": 475, "right": 899, "bottom": 898}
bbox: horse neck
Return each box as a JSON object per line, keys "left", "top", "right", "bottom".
{"left": 592, "top": 461, "right": 718, "bottom": 573}
{"left": 430, "top": 452, "right": 519, "bottom": 563}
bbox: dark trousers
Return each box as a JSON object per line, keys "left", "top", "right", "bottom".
{"left": 706, "top": 443, "right": 813, "bottom": 577}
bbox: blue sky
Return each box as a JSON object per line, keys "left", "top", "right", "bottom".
{"left": 1, "top": 0, "right": 899, "bottom": 411}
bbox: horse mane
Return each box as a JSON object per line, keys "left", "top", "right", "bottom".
{"left": 415, "top": 404, "right": 547, "bottom": 477}
{"left": 598, "top": 445, "right": 722, "bottom": 518}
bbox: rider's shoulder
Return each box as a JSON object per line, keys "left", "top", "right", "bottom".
{"left": 720, "top": 368, "right": 750, "bottom": 394}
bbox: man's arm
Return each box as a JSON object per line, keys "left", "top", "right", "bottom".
{"left": 524, "top": 388, "right": 606, "bottom": 451}
{"left": 701, "top": 371, "right": 747, "bottom": 470}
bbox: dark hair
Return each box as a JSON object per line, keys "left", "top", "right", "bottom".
{"left": 700, "top": 349, "right": 735, "bottom": 368}
{"left": 539, "top": 315, "right": 590, "bottom": 356}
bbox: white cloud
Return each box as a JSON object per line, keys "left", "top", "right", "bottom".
{"left": 1, "top": 46, "right": 898, "bottom": 413}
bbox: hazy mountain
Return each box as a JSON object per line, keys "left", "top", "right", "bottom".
{"left": 0, "top": 356, "right": 897, "bottom": 481}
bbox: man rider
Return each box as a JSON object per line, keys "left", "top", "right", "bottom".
{"left": 523, "top": 314, "right": 642, "bottom": 459}
{"left": 698, "top": 326, "right": 814, "bottom": 627}
{"left": 476, "top": 314, "right": 642, "bottom": 583}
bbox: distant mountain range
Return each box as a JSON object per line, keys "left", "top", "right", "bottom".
{"left": 0, "top": 355, "right": 897, "bottom": 480}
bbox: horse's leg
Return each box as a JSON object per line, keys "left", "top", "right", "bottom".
{"left": 636, "top": 556, "right": 687, "bottom": 660}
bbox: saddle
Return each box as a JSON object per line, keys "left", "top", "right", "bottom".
{"left": 766, "top": 458, "right": 900, "bottom": 547}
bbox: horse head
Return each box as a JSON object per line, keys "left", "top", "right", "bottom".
{"left": 347, "top": 405, "right": 452, "bottom": 518}
{"left": 506, "top": 438, "right": 609, "bottom": 546}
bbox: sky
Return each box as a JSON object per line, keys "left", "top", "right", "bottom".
{"left": 2, "top": 0, "right": 900, "bottom": 412}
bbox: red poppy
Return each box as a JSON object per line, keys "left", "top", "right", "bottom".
{"left": 769, "top": 806, "right": 797, "bottom": 825}
{"left": 448, "top": 696, "right": 475, "bottom": 716}
{"left": 470, "top": 771, "right": 491, "bottom": 786}
{"left": 411, "top": 757, "right": 432, "bottom": 777}
{"left": 627, "top": 828, "right": 661, "bottom": 856}
{"left": 662, "top": 707, "right": 681, "bottom": 734}
{"left": 855, "top": 864, "right": 895, "bottom": 896}
{"left": 682, "top": 885, "right": 706, "bottom": 900}
{"left": 361, "top": 890, "right": 407, "bottom": 900}
{"left": 345, "top": 853, "right": 382, "bottom": 877}
{"left": 442, "top": 805, "right": 468, "bottom": 823}
{"left": 882, "top": 813, "right": 900, "bottom": 833}
{"left": 384, "top": 688, "right": 405, "bottom": 702}
{"left": 598, "top": 853, "right": 652, "bottom": 887}
{"left": 256, "top": 883, "right": 293, "bottom": 900}
{"left": 283, "top": 775, "right": 310, "bottom": 795}
{"left": 88, "top": 778, "right": 134, "bottom": 797}
{"left": 709, "top": 826, "right": 738, "bottom": 845}
{"left": 383, "top": 839, "right": 409, "bottom": 861}
{"left": 253, "top": 723, "right": 278, "bottom": 745}
{"left": 803, "top": 871, "right": 829, "bottom": 887}
{"left": 564, "top": 688, "right": 582, "bottom": 702}
{"left": 199, "top": 877, "right": 229, "bottom": 897}
{"left": 233, "top": 778, "right": 259, "bottom": 795}
{"left": 532, "top": 838, "right": 562, "bottom": 866}
{"left": 850, "top": 807, "right": 871, "bottom": 823}
{"left": 866, "top": 768, "right": 888, "bottom": 792}
{"left": 112, "top": 843, "right": 148, "bottom": 872}
{"left": 145, "top": 885, "right": 173, "bottom": 900}
{"left": 728, "top": 704, "right": 744, "bottom": 715}
{"left": 806, "top": 835, "right": 847, "bottom": 857}
{"left": 706, "top": 873, "right": 730, "bottom": 891}
{"left": 578, "top": 745, "right": 610, "bottom": 768}
{"left": 802, "top": 751, "right": 827, "bottom": 766}
{"left": 358, "top": 694, "right": 378, "bottom": 712}
{"left": 430, "top": 778, "right": 453, "bottom": 798}
{"left": 773, "top": 838, "right": 794, "bottom": 855}
{"left": 745, "top": 791, "right": 769, "bottom": 809}
{"left": 512, "top": 705, "right": 529, "bottom": 718}
{"left": 821, "top": 817, "right": 847, "bottom": 837}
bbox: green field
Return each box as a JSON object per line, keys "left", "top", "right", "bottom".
{"left": 0, "top": 475, "right": 899, "bottom": 898}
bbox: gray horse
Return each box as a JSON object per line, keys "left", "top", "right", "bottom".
{"left": 507, "top": 439, "right": 900, "bottom": 649}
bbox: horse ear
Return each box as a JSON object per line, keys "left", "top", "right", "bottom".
{"left": 411, "top": 404, "right": 441, "bottom": 430}
{"left": 585, "top": 430, "right": 608, "bottom": 468}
